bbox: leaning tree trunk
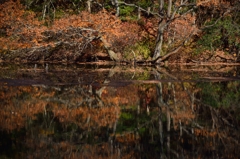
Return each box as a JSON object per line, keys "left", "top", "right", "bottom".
{"left": 153, "top": 19, "right": 166, "bottom": 61}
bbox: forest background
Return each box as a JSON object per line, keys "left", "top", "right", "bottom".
{"left": 0, "top": 0, "right": 239, "bottom": 64}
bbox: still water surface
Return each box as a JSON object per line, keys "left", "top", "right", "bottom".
{"left": 0, "top": 63, "right": 240, "bottom": 159}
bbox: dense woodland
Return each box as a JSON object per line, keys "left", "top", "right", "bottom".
{"left": 0, "top": 0, "right": 240, "bottom": 64}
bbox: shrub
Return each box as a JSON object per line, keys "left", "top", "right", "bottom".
{"left": 123, "top": 42, "right": 152, "bottom": 60}
{"left": 196, "top": 16, "right": 240, "bottom": 54}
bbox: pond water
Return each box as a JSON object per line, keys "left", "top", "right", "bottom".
{"left": 0, "top": 63, "right": 240, "bottom": 159}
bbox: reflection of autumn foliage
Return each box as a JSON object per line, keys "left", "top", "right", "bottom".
{"left": 24, "top": 131, "right": 137, "bottom": 159}
{"left": 25, "top": 139, "right": 119, "bottom": 159}
{"left": 0, "top": 83, "right": 122, "bottom": 158}
{"left": 0, "top": 86, "right": 46, "bottom": 131}
{"left": 102, "top": 84, "right": 139, "bottom": 106}
{"left": 168, "top": 83, "right": 196, "bottom": 129}
{"left": 53, "top": 106, "right": 120, "bottom": 129}
{"left": 136, "top": 82, "right": 196, "bottom": 125}
{"left": 1, "top": 63, "right": 240, "bottom": 159}
{"left": 114, "top": 132, "right": 140, "bottom": 145}
{"left": 194, "top": 128, "right": 217, "bottom": 137}
{"left": 0, "top": 79, "right": 240, "bottom": 158}
{"left": 133, "top": 81, "right": 240, "bottom": 158}
{"left": 0, "top": 84, "right": 120, "bottom": 132}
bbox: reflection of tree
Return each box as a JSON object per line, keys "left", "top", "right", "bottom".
{"left": 0, "top": 68, "right": 121, "bottom": 158}
{"left": 0, "top": 66, "right": 124, "bottom": 130}
{"left": 0, "top": 84, "right": 119, "bottom": 130}
{"left": 1, "top": 67, "right": 240, "bottom": 158}
{"left": 112, "top": 69, "right": 240, "bottom": 158}
{"left": 141, "top": 70, "right": 239, "bottom": 158}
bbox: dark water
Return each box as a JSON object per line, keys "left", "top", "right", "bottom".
{"left": 0, "top": 63, "right": 240, "bottom": 159}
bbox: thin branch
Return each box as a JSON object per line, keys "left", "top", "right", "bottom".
{"left": 145, "top": 29, "right": 195, "bottom": 64}
{"left": 201, "top": 7, "right": 234, "bottom": 29}
{"left": 118, "top": 1, "right": 162, "bottom": 17}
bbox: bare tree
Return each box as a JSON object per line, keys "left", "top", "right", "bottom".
{"left": 114, "top": 0, "right": 196, "bottom": 63}
{"left": 153, "top": 0, "right": 196, "bottom": 62}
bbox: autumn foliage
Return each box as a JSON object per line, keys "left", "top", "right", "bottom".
{"left": 0, "top": 0, "right": 239, "bottom": 63}
{"left": 0, "top": 0, "right": 42, "bottom": 49}
{"left": 0, "top": 0, "right": 142, "bottom": 62}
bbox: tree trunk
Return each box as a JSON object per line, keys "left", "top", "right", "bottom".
{"left": 112, "top": 0, "right": 119, "bottom": 16}
{"left": 138, "top": 7, "right": 141, "bottom": 20}
{"left": 159, "top": 0, "right": 164, "bottom": 12}
{"left": 87, "top": 0, "right": 91, "bottom": 13}
{"left": 42, "top": 0, "right": 47, "bottom": 20}
{"left": 115, "top": 0, "right": 119, "bottom": 16}
{"left": 153, "top": 0, "right": 174, "bottom": 61}
{"left": 167, "top": 0, "right": 172, "bottom": 18}
{"left": 153, "top": 19, "right": 166, "bottom": 60}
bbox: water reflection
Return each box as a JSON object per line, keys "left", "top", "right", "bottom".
{"left": 0, "top": 64, "right": 240, "bottom": 158}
